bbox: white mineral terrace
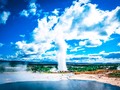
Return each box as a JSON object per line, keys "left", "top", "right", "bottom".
{"left": 0, "top": 71, "right": 74, "bottom": 84}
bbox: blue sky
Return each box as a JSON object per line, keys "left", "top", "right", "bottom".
{"left": 0, "top": 0, "right": 120, "bottom": 63}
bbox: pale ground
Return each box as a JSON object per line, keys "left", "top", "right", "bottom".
{"left": 0, "top": 71, "right": 120, "bottom": 87}
{"left": 69, "top": 74, "right": 120, "bottom": 87}
{"left": 0, "top": 71, "right": 73, "bottom": 84}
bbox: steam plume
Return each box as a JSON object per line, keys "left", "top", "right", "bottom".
{"left": 55, "top": 32, "right": 67, "bottom": 71}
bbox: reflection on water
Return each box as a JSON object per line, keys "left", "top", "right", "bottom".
{"left": 0, "top": 80, "right": 119, "bottom": 90}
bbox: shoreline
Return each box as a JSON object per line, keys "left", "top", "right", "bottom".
{"left": 69, "top": 74, "right": 120, "bottom": 87}
{"left": 0, "top": 71, "right": 120, "bottom": 87}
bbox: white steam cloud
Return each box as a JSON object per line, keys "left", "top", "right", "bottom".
{"left": 55, "top": 33, "right": 68, "bottom": 71}
{"left": 0, "top": 11, "right": 10, "bottom": 24}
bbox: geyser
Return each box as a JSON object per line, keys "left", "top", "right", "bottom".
{"left": 56, "top": 36, "right": 67, "bottom": 71}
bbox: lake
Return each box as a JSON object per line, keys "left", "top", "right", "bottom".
{"left": 0, "top": 80, "right": 120, "bottom": 90}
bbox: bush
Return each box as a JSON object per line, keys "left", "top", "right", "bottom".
{"left": 9, "top": 62, "right": 18, "bottom": 67}
{"left": 27, "top": 65, "right": 53, "bottom": 72}
{"left": 0, "top": 66, "right": 5, "bottom": 73}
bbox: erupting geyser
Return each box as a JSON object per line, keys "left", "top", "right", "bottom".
{"left": 55, "top": 33, "right": 67, "bottom": 71}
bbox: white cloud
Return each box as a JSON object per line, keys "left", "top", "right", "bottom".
{"left": 16, "top": 0, "right": 120, "bottom": 63}
{"left": 0, "top": 43, "right": 4, "bottom": 47}
{"left": 67, "top": 54, "right": 88, "bottom": 59}
{"left": 43, "top": 51, "right": 57, "bottom": 60}
{"left": 19, "top": 34, "right": 25, "bottom": 38}
{"left": 52, "top": 9, "right": 59, "bottom": 15}
{"left": 29, "top": 3, "right": 37, "bottom": 15}
{"left": 84, "top": 58, "right": 120, "bottom": 63}
{"left": 67, "top": 52, "right": 120, "bottom": 63}
{"left": 70, "top": 47, "right": 85, "bottom": 52}
{"left": 16, "top": 41, "right": 40, "bottom": 55}
{"left": 99, "top": 51, "right": 106, "bottom": 54}
{"left": 0, "top": 11, "right": 10, "bottom": 24}
{"left": 82, "top": 4, "right": 106, "bottom": 27}
{"left": 47, "top": 1, "right": 120, "bottom": 46}
{"left": 20, "top": 2, "right": 37, "bottom": 17}
{"left": 99, "top": 51, "right": 120, "bottom": 55}
{"left": 115, "top": 26, "right": 120, "bottom": 34}
{"left": 20, "top": 10, "right": 29, "bottom": 17}
{"left": 118, "top": 43, "right": 120, "bottom": 46}
{"left": 79, "top": 39, "right": 102, "bottom": 47}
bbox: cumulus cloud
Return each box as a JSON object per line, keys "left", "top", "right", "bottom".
{"left": 52, "top": 9, "right": 59, "bottom": 16}
{"left": 29, "top": 3, "right": 37, "bottom": 15}
{"left": 20, "top": 10, "right": 29, "bottom": 17}
{"left": 16, "top": 41, "right": 40, "bottom": 55}
{"left": 0, "top": 11, "right": 10, "bottom": 24}
{"left": 82, "top": 4, "right": 106, "bottom": 27}
{"left": 16, "top": 0, "right": 120, "bottom": 63}
{"left": 15, "top": 18, "right": 56, "bottom": 59}
{"left": 117, "top": 43, "right": 120, "bottom": 46}
{"left": 20, "top": 2, "right": 37, "bottom": 17}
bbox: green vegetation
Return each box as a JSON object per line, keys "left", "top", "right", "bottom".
{"left": 27, "top": 65, "right": 55, "bottom": 73}
{"left": 9, "top": 62, "right": 18, "bottom": 67}
{"left": 68, "top": 64, "right": 119, "bottom": 72}
{"left": 27, "top": 64, "right": 120, "bottom": 73}
{"left": 0, "top": 65, "right": 5, "bottom": 73}
{"left": 108, "top": 71, "right": 120, "bottom": 78}
{"left": 0, "top": 61, "right": 119, "bottom": 75}
{"left": 68, "top": 65, "right": 100, "bottom": 72}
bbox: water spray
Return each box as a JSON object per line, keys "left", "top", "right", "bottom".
{"left": 55, "top": 33, "right": 67, "bottom": 71}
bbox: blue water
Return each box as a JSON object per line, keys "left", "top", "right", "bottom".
{"left": 0, "top": 80, "right": 119, "bottom": 90}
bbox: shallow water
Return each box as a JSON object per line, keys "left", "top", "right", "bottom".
{"left": 0, "top": 80, "right": 120, "bottom": 90}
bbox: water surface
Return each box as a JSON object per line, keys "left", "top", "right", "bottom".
{"left": 0, "top": 80, "right": 120, "bottom": 90}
